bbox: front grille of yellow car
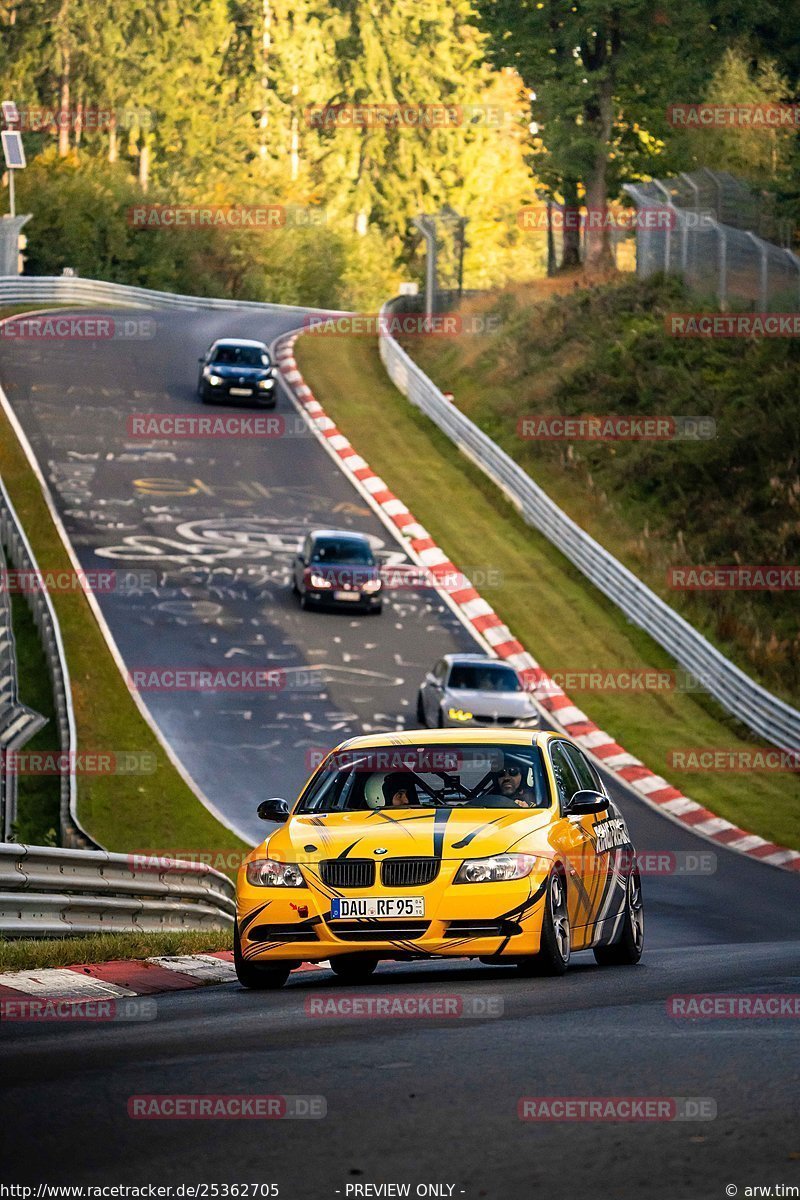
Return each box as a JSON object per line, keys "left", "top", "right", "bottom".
{"left": 327, "top": 920, "right": 430, "bottom": 941}
{"left": 381, "top": 858, "right": 440, "bottom": 887}
{"left": 320, "top": 859, "right": 375, "bottom": 888}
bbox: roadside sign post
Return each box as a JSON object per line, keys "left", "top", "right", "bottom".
{"left": 1, "top": 129, "right": 26, "bottom": 218}
{"left": 1, "top": 101, "right": 31, "bottom": 273}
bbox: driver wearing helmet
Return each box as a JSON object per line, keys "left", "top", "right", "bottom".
{"left": 365, "top": 771, "right": 419, "bottom": 809}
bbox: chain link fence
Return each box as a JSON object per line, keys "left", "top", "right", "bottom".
{"left": 623, "top": 170, "right": 800, "bottom": 311}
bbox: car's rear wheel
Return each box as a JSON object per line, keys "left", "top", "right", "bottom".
{"left": 593, "top": 869, "right": 644, "bottom": 966}
{"left": 329, "top": 954, "right": 379, "bottom": 984}
{"left": 516, "top": 869, "right": 570, "bottom": 977}
{"left": 234, "top": 924, "right": 292, "bottom": 990}
{"left": 416, "top": 694, "right": 427, "bottom": 727}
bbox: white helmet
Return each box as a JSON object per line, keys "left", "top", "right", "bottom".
{"left": 364, "top": 773, "right": 386, "bottom": 810}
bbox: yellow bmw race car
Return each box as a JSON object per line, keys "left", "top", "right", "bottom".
{"left": 235, "top": 729, "right": 644, "bottom": 988}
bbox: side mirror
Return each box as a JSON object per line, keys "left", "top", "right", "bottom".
{"left": 257, "top": 797, "right": 290, "bottom": 823}
{"left": 566, "top": 789, "right": 609, "bottom": 815}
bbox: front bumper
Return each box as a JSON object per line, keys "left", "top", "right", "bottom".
{"left": 304, "top": 589, "right": 382, "bottom": 610}
{"left": 237, "top": 868, "right": 548, "bottom": 963}
{"left": 441, "top": 712, "right": 540, "bottom": 729}
{"left": 201, "top": 380, "right": 276, "bottom": 405}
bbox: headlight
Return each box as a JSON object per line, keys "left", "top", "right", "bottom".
{"left": 309, "top": 573, "right": 333, "bottom": 589}
{"left": 448, "top": 707, "right": 473, "bottom": 722}
{"left": 204, "top": 372, "right": 223, "bottom": 386}
{"left": 246, "top": 858, "right": 305, "bottom": 887}
{"left": 455, "top": 854, "right": 542, "bottom": 883}
{"left": 362, "top": 578, "right": 382, "bottom": 594}
{"left": 257, "top": 377, "right": 274, "bottom": 388}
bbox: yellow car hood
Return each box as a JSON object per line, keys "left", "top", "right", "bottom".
{"left": 265, "top": 807, "right": 554, "bottom": 864}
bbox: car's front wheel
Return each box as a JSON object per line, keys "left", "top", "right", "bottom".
{"left": 516, "top": 869, "right": 570, "bottom": 977}
{"left": 234, "top": 924, "right": 292, "bottom": 990}
{"left": 416, "top": 693, "right": 428, "bottom": 727}
{"left": 329, "top": 954, "right": 379, "bottom": 984}
{"left": 593, "top": 869, "right": 644, "bottom": 966}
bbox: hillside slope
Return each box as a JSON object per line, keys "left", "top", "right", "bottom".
{"left": 406, "top": 275, "right": 800, "bottom": 704}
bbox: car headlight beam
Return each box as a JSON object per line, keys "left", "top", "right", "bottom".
{"left": 245, "top": 858, "right": 305, "bottom": 887}
{"left": 309, "top": 573, "right": 333, "bottom": 589}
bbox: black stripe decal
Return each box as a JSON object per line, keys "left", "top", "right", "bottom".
{"left": 433, "top": 808, "right": 454, "bottom": 858}
{"left": 451, "top": 816, "right": 508, "bottom": 850}
{"left": 337, "top": 839, "right": 362, "bottom": 859}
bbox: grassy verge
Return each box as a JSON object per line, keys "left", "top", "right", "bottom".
{"left": 295, "top": 333, "right": 800, "bottom": 850}
{"left": 0, "top": 929, "right": 231, "bottom": 973}
{"left": 0, "top": 398, "right": 249, "bottom": 859}
{"left": 8, "top": 592, "right": 60, "bottom": 845}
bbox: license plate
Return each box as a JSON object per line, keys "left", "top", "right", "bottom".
{"left": 333, "top": 591, "right": 361, "bottom": 602}
{"left": 330, "top": 897, "right": 424, "bottom": 919}
{"left": 229, "top": 387, "right": 253, "bottom": 396}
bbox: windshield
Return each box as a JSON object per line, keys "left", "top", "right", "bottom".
{"left": 212, "top": 345, "right": 269, "bottom": 367}
{"left": 297, "top": 743, "right": 550, "bottom": 813}
{"left": 447, "top": 664, "right": 521, "bottom": 692}
{"left": 311, "top": 538, "right": 374, "bottom": 565}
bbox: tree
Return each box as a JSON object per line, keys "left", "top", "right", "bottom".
{"left": 690, "top": 46, "right": 796, "bottom": 184}
{"left": 477, "top": 0, "right": 718, "bottom": 270}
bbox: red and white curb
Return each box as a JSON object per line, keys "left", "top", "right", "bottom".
{"left": 276, "top": 333, "right": 800, "bottom": 874}
{"left": 0, "top": 953, "right": 329, "bottom": 1006}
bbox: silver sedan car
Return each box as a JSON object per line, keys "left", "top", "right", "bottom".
{"left": 416, "top": 653, "right": 540, "bottom": 729}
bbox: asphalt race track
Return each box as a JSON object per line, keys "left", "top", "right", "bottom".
{"left": 1, "top": 309, "right": 798, "bottom": 1199}
{"left": 0, "top": 307, "right": 478, "bottom": 841}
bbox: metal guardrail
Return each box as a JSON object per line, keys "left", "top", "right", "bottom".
{"left": 378, "top": 298, "right": 800, "bottom": 756}
{"left": 0, "top": 274, "right": 339, "bottom": 314}
{"left": 0, "top": 477, "right": 88, "bottom": 847}
{"left": 0, "top": 842, "right": 235, "bottom": 936}
{"left": 0, "top": 532, "right": 47, "bottom": 842}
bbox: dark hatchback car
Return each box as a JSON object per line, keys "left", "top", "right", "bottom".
{"left": 292, "top": 530, "right": 383, "bottom": 614}
{"left": 197, "top": 338, "right": 277, "bottom": 406}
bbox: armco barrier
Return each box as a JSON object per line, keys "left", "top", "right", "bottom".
{"left": 0, "top": 842, "right": 235, "bottom": 936}
{"left": 0, "top": 274, "right": 342, "bottom": 314}
{"left": 0, "top": 476, "right": 87, "bottom": 847}
{"left": 0, "top": 531, "right": 47, "bottom": 842}
{"left": 377, "top": 298, "right": 800, "bottom": 756}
